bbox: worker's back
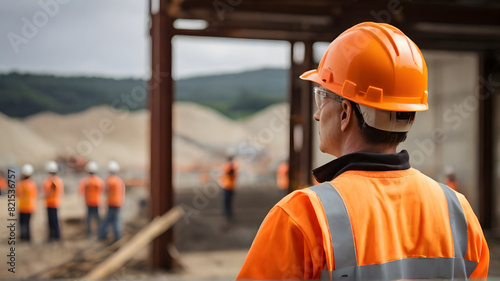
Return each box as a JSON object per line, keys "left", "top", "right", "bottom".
{"left": 219, "top": 161, "right": 237, "bottom": 190}
{"left": 276, "top": 162, "right": 289, "bottom": 190}
{"left": 106, "top": 175, "right": 125, "bottom": 207}
{"left": 238, "top": 168, "right": 489, "bottom": 279}
{"left": 0, "top": 175, "right": 7, "bottom": 193}
{"left": 323, "top": 168, "right": 488, "bottom": 278}
{"left": 43, "top": 175, "right": 64, "bottom": 208}
{"left": 16, "top": 178, "right": 37, "bottom": 213}
{"left": 79, "top": 175, "right": 103, "bottom": 207}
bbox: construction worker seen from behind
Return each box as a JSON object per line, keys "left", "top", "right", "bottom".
{"left": 276, "top": 160, "right": 289, "bottom": 198}
{"left": 79, "top": 161, "right": 103, "bottom": 236}
{"left": 218, "top": 155, "right": 238, "bottom": 221}
{"left": 42, "top": 161, "right": 64, "bottom": 240}
{"left": 238, "top": 22, "right": 489, "bottom": 280}
{"left": 0, "top": 171, "right": 8, "bottom": 195}
{"left": 16, "top": 164, "right": 37, "bottom": 241}
{"left": 99, "top": 161, "right": 125, "bottom": 241}
{"left": 445, "top": 166, "right": 459, "bottom": 192}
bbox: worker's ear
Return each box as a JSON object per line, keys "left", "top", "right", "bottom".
{"left": 340, "top": 100, "right": 354, "bottom": 132}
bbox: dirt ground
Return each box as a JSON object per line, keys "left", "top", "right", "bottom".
{"left": 0, "top": 175, "right": 280, "bottom": 280}
{"left": 2, "top": 180, "right": 500, "bottom": 280}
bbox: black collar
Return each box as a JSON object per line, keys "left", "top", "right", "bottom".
{"left": 312, "top": 150, "right": 411, "bottom": 182}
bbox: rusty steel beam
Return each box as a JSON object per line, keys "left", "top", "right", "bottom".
{"left": 300, "top": 42, "right": 315, "bottom": 186}
{"left": 150, "top": 0, "right": 175, "bottom": 269}
{"left": 288, "top": 41, "right": 315, "bottom": 191}
{"left": 288, "top": 42, "right": 300, "bottom": 191}
{"left": 174, "top": 28, "right": 334, "bottom": 42}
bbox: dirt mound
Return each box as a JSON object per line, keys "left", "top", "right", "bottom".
{"left": 0, "top": 112, "right": 57, "bottom": 168}
{"left": 2, "top": 102, "right": 290, "bottom": 180}
{"left": 24, "top": 106, "right": 149, "bottom": 169}
{"left": 240, "top": 103, "right": 289, "bottom": 165}
{"left": 174, "top": 102, "right": 248, "bottom": 145}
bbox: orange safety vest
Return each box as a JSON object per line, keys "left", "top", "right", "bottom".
{"left": 106, "top": 175, "right": 125, "bottom": 207}
{"left": 446, "top": 179, "right": 459, "bottom": 192}
{"left": 0, "top": 176, "right": 7, "bottom": 191}
{"left": 276, "top": 162, "right": 289, "bottom": 190}
{"left": 79, "top": 175, "right": 103, "bottom": 207}
{"left": 16, "top": 178, "right": 37, "bottom": 213}
{"left": 238, "top": 152, "right": 489, "bottom": 280}
{"left": 43, "top": 175, "right": 64, "bottom": 208}
{"left": 219, "top": 161, "right": 237, "bottom": 190}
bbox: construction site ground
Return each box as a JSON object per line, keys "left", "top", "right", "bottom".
{"left": 0, "top": 179, "right": 280, "bottom": 280}
{"left": 1, "top": 181, "right": 500, "bottom": 280}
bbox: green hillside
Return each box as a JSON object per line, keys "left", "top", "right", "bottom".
{"left": 0, "top": 68, "right": 288, "bottom": 119}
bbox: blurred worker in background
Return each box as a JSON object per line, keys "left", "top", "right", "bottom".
{"left": 79, "top": 161, "right": 103, "bottom": 236}
{"left": 276, "top": 160, "right": 289, "bottom": 198}
{"left": 445, "top": 166, "right": 459, "bottom": 192}
{"left": 16, "top": 164, "right": 37, "bottom": 241}
{"left": 238, "top": 22, "right": 488, "bottom": 279}
{"left": 0, "top": 171, "right": 7, "bottom": 195}
{"left": 42, "top": 161, "right": 64, "bottom": 241}
{"left": 218, "top": 155, "right": 238, "bottom": 221}
{"left": 99, "top": 161, "right": 125, "bottom": 242}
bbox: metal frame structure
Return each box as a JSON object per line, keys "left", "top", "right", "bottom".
{"left": 149, "top": 0, "right": 500, "bottom": 269}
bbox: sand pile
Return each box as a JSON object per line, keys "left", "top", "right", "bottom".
{"left": 174, "top": 102, "right": 248, "bottom": 145}
{"left": 0, "top": 112, "right": 58, "bottom": 167}
{"left": 24, "top": 106, "right": 150, "bottom": 169}
{"left": 241, "top": 103, "right": 289, "bottom": 164}
{"left": 1, "top": 102, "right": 289, "bottom": 176}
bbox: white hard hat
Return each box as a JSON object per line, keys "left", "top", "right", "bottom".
{"left": 21, "top": 164, "right": 34, "bottom": 177}
{"left": 107, "top": 161, "right": 120, "bottom": 173}
{"left": 86, "top": 161, "right": 98, "bottom": 174}
{"left": 45, "top": 161, "right": 58, "bottom": 173}
{"left": 444, "top": 166, "right": 455, "bottom": 175}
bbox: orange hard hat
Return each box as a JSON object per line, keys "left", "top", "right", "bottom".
{"left": 301, "top": 22, "right": 428, "bottom": 112}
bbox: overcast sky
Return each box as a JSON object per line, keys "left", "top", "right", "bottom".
{"left": 0, "top": 0, "right": 299, "bottom": 80}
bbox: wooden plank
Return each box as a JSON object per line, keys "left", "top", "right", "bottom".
{"left": 81, "top": 234, "right": 132, "bottom": 262}
{"left": 82, "top": 206, "right": 184, "bottom": 280}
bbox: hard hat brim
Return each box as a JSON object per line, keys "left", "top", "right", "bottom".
{"left": 300, "top": 69, "right": 428, "bottom": 112}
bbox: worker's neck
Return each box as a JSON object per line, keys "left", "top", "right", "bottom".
{"left": 339, "top": 134, "right": 398, "bottom": 156}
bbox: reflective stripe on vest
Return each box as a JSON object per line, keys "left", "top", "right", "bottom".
{"left": 309, "top": 182, "right": 478, "bottom": 280}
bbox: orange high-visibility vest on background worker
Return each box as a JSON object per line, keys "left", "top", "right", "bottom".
{"left": 16, "top": 178, "right": 38, "bottom": 213}
{"left": 106, "top": 175, "right": 125, "bottom": 207}
{"left": 43, "top": 175, "right": 64, "bottom": 208}
{"left": 446, "top": 179, "right": 459, "bottom": 192}
{"left": 79, "top": 175, "right": 103, "bottom": 207}
{"left": 276, "top": 162, "right": 289, "bottom": 190}
{"left": 218, "top": 161, "right": 237, "bottom": 190}
{"left": 0, "top": 176, "right": 7, "bottom": 192}
{"left": 237, "top": 152, "right": 489, "bottom": 280}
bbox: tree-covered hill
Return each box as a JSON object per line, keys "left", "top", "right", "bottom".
{"left": 0, "top": 68, "right": 288, "bottom": 119}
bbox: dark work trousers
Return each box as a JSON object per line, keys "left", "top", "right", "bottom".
{"left": 19, "top": 212, "right": 31, "bottom": 241}
{"left": 47, "top": 207, "right": 61, "bottom": 240}
{"left": 86, "top": 206, "right": 100, "bottom": 235}
{"left": 98, "top": 206, "right": 121, "bottom": 241}
{"left": 222, "top": 189, "right": 234, "bottom": 220}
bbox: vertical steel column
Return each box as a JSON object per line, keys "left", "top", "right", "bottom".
{"left": 288, "top": 42, "right": 299, "bottom": 191}
{"left": 301, "top": 42, "right": 314, "bottom": 186}
{"left": 150, "top": 0, "right": 174, "bottom": 268}
{"left": 288, "top": 41, "right": 315, "bottom": 191}
{"left": 478, "top": 50, "right": 495, "bottom": 229}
